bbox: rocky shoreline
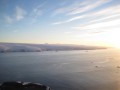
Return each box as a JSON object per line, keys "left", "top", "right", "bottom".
{"left": 0, "top": 81, "right": 51, "bottom": 90}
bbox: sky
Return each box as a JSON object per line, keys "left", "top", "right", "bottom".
{"left": 0, "top": 0, "right": 120, "bottom": 47}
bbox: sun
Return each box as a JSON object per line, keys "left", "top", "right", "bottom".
{"left": 102, "top": 30, "right": 120, "bottom": 48}
{"left": 108, "top": 40, "right": 120, "bottom": 48}
{"left": 92, "top": 27, "right": 120, "bottom": 48}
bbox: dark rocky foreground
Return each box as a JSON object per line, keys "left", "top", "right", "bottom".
{"left": 0, "top": 81, "right": 51, "bottom": 90}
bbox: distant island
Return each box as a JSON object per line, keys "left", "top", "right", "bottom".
{"left": 0, "top": 42, "right": 107, "bottom": 53}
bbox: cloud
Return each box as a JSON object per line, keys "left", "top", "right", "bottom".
{"left": 88, "top": 13, "right": 120, "bottom": 24}
{"left": 5, "top": 6, "right": 27, "bottom": 24}
{"left": 32, "top": 4, "right": 43, "bottom": 18}
{"left": 52, "top": 0, "right": 112, "bottom": 16}
{"left": 30, "top": 2, "right": 46, "bottom": 24}
{"left": 68, "top": 0, "right": 112, "bottom": 15}
{"left": 64, "top": 31, "right": 73, "bottom": 34}
{"left": 73, "top": 18, "right": 120, "bottom": 31}
{"left": 52, "top": 0, "right": 91, "bottom": 16}
{"left": 5, "top": 16, "right": 13, "bottom": 23}
{"left": 53, "top": 4, "right": 120, "bottom": 25}
{"left": 13, "top": 30, "right": 18, "bottom": 33}
{"left": 53, "top": 15, "right": 86, "bottom": 25}
{"left": 87, "top": 5, "right": 120, "bottom": 24}
{"left": 16, "top": 6, "right": 27, "bottom": 21}
{"left": 91, "top": 31, "right": 106, "bottom": 34}
{"left": 72, "top": 5, "right": 120, "bottom": 30}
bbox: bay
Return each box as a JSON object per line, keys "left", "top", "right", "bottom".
{"left": 0, "top": 49, "right": 120, "bottom": 90}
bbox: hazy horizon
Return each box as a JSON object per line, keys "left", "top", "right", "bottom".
{"left": 0, "top": 42, "right": 112, "bottom": 48}
{"left": 0, "top": 0, "right": 120, "bottom": 48}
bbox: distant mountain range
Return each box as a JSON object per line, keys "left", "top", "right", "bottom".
{"left": 0, "top": 42, "right": 107, "bottom": 53}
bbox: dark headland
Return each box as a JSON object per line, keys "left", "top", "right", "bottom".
{"left": 0, "top": 81, "right": 51, "bottom": 90}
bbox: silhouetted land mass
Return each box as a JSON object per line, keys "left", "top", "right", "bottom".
{"left": 0, "top": 81, "right": 51, "bottom": 90}
{"left": 0, "top": 42, "right": 107, "bottom": 53}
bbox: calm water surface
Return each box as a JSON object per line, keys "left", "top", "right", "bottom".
{"left": 0, "top": 49, "right": 120, "bottom": 90}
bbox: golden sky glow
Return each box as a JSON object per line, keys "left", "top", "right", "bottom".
{"left": 0, "top": 0, "right": 120, "bottom": 48}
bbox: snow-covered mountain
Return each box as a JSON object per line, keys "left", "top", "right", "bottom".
{"left": 0, "top": 42, "right": 107, "bottom": 53}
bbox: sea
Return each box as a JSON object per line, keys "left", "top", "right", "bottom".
{"left": 0, "top": 49, "right": 120, "bottom": 90}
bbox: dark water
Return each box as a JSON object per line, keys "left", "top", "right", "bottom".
{"left": 0, "top": 49, "right": 120, "bottom": 90}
